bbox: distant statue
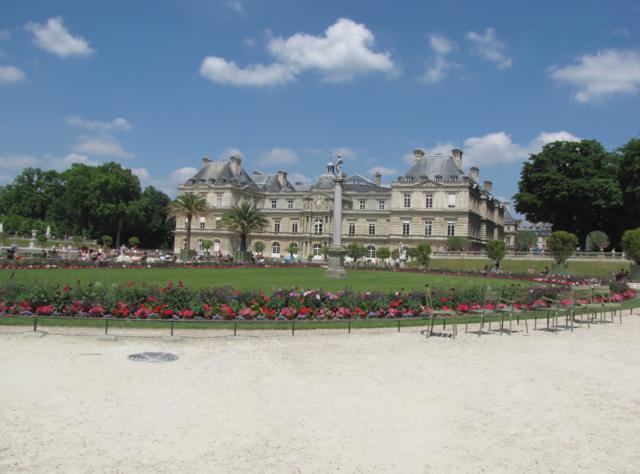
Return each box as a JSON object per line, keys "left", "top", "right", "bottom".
{"left": 334, "top": 157, "right": 345, "bottom": 178}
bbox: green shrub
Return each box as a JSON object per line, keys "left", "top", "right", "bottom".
{"left": 447, "top": 236, "right": 470, "bottom": 251}
{"left": 515, "top": 230, "right": 536, "bottom": 251}
{"left": 486, "top": 240, "right": 506, "bottom": 264}
{"left": 621, "top": 228, "right": 640, "bottom": 264}
{"left": 414, "top": 242, "right": 431, "bottom": 267}
{"left": 585, "top": 230, "right": 609, "bottom": 252}
{"left": 546, "top": 231, "right": 579, "bottom": 265}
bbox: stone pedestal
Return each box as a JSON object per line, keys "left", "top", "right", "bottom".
{"left": 326, "top": 244, "right": 347, "bottom": 279}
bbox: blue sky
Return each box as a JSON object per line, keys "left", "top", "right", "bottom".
{"left": 0, "top": 0, "right": 639, "bottom": 203}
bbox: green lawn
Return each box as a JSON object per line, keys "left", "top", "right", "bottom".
{"left": 431, "top": 259, "right": 629, "bottom": 278}
{"left": 0, "top": 266, "right": 531, "bottom": 292}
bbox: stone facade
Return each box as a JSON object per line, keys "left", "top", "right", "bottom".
{"left": 173, "top": 149, "right": 506, "bottom": 258}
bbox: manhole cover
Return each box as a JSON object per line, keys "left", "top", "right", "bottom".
{"left": 128, "top": 352, "right": 179, "bottom": 363}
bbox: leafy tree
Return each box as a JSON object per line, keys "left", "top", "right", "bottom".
{"left": 391, "top": 248, "right": 400, "bottom": 260}
{"left": 321, "top": 243, "right": 330, "bottom": 260}
{"left": 406, "top": 247, "right": 417, "bottom": 259}
{"left": 167, "top": 193, "right": 208, "bottom": 253}
{"left": 36, "top": 232, "right": 48, "bottom": 248}
{"left": 128, "top": 236, "right": 140, "bottom": 248}
{"left": 128, "top": 186, "right": 172, "bottom": 249}
{"left": 101, "top": 235, "right": 113, "bottom": 248}
{"left": 515, "top": 230, "right": 537, "bottom": 251}
{"left": 201, "top": 240, "right": 213, "bottom": 254}
{"left": 447, "top": 236, "right": 469, "bottom": 251}
{"left": 621, "top": 228, "right": 640, "bottom": 264}
{"left": 346, "top": 243, "right": 366, "bottom": 261}
{"left": 376, "top": 246, "right": 390, "bottom": 260}
{"left": 72, "top": 235, "right": 83, "bottom": 249}
{"left": 486, "top": 240, "right": 506, "bottom": 266}
{"left": 546, "top": 231, "right": 579, "bottom": 265}
{"left": 220, "top": 200, "right": 267, "bottom": 253}
{"left": 585, "top": 230, "right": 609, "bottom": 252}
{"left": 0, "top": 168, "right": 62, "bottom": 221}
{"left": 514, "top": 140, "right": 622, "bottom": 244}
{"left": 286, "top": 242, "right": 299, "bottom": 256}
{"left": 254, "top": 241, "right": 265, "bottom": 254}
{"left": 414, "top": 242, "right": 432, "bottom": 267}
{"left": 619, "top": 138, "right": 640, "bottom": 230}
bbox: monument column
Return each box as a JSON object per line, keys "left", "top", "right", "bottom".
{"left": 326, "top": 159, "right": 347, "bottom": 278}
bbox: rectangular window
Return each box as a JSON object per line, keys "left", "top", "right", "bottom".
{"left": 403, "top": 193, "right": 411, "bottom": 208}
{"left": 216, "top": 193, "right": 223, "bottom": 207}
{"left": 368, "top": 223, "right": 375, "bottom": 235}
{"left": 378, "top": 200, "right": 385, "bottom": 210}
{"left": 424, "top": 221, "right": 432, "bottom": 236}
{"left": 271, "top": 199, "right": 277, "bottom": 209}
{"left": 348, "top": 222, "right": 356, "bottom": 236}
{"left": 425, "top": 193, "right": 433, "bottom": 208}
{"left": 274, "top": 220, "right": 280, "bottom": 233}
{"left": 447, "top": 221, "right": 456, "bottom": 236}
{"left": 291, "top": 221, "right": 298, "bottom": 233}
{"left": 359, "top": 200, "right": 366, "bottom": 210}
{"left": 447, "top": 193, "right": 456, "bottom": 208}
{"left": 199, "top": 221, "right": 205, "bottom": 230}
{"left": 402, "top": 221, "right": 410, "bottom": 237}
{"left": 216, "top": 218, "right": 221, "bottom": 229}
{"left": 287, "top": 199, "right": 293, "bottom": 209}
{"left": 314, "top": 219, "right": 323, "bottom": 234}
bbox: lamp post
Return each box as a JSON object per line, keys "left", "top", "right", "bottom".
{"left": 326, "top": 158, "right": 347, "bottom": 278}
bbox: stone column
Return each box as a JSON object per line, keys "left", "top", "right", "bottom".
{"left": 326, "top": 176, "right": 347, "bottom": 278}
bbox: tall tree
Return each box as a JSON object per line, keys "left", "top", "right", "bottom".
{"left": 514, "top": 140, "right": 622, "bottom": 244}
{"left": 0, "top": 168, "right": 62, "bottom": 220}
{"left": 220, "top": 201, "right": 267, "bottom": 252}
{"left": 128, "top": 186, "right": 172, "bottom": 249}
{"left": 619, "top": 138, "right": 640, "bottom": 229}
{"left": 167, "top": 193, "right": 208, "bottom": 252}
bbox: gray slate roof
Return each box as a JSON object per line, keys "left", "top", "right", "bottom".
{"left": 402, "top": 155, "right": 464, "bottom": 181}
{"left": 186, "top": 160, "right": 258, "bottom": 189}
{"left": 252, "top": 172, "right": 296, "bottom": 192}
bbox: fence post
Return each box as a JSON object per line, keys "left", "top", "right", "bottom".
{"left": 397, "top": 320, "right": 401, "bottom": 333}
{"left": 348, "top": 319, "right": 351, "bottom": 334}
{"left": 33, "top": 317, "right": 38, "bottom": 332}
{"left": 292, "top": 320, "right": 295, "bottom": 336}
{"left": 170, "top": 320, "right": 174, "bottom": 337}
{"left": 105, "top": 319, "right": 109, "bottom": 335}
{"left": 234, "top": 320, "right": 237, "bottom": 336}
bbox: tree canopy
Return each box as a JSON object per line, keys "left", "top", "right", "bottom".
{"left": 514, "top": 139, "right": 623, "bottom": 245}
{"left": 220, "top": 200, "right": 267, "bottom": 253}
{"left": 0, "top": 163, "right": 172, "bottom": 248}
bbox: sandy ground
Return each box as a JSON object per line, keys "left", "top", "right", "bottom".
{"left": 2, "top": 311, "right": 640, "bottom": 473}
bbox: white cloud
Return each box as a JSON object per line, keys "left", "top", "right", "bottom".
{"left": 0, "top": 154, "right": 40, "bottom": 170}
{"left": 461, "top": 131, "right": 580, "bottom": 167}
{"left": 332, "top": 147, "right": 358, "bottom": 160}
{"left": 466, "top": 28, "right": 511, "bottom": 69}
{"left": 131, "top": 167, "right": 150, "bottom": 180}
{"left": 49, "top": 153, "right": 98, "bottom": 170}
{"left": 421, "top": 34, "right": 458, "bottom": 84}
{"left": 369, "top": 166, "right": 398, "bottom": 176}
{"left": 219, "top": 147, "right": 243, "bottom": 158}
{"left": 200, "top": 18, "right": 397, "bottom": 86}
{"left": 72, "top": 136, "right": 134, "bottom": 159}
{"left": 428, "top": 143, "right": 457, "bottom": 155}
{"left": 429, "top": 34, "right": 454, "bottom": 55}
{"left": 66, "top": 116, "right": 132, "bottom": 132}
{"left": 200, "top": 57, "right": 294, "bottom": 86}
{"left": 0, "top": 30, "right": 11, "bottom": 41}
{"left": 260, "top": 147, "right": 299, "bottom": 166}
{"left": 25, "top": 16, "right": 94, "bottom": 58}
{"left": 227, "top": 0, "right": 245, "bottom": 14}
{"left": 0, "top": 65, "right": 25, "bottom": 84}
{"left": 549, "top": 49, "right": 640, "bottom": 103}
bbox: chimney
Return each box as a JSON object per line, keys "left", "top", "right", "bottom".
{"left": 202, "top": 156, "right": 213, "bottom": 165}
{"left": 483, "top": 180, "right": 493, "bottom": 193}
{"left": 470, "top": 166, "right": 479, "bottom": 181}
{"left": 413, "top": 149, "right": 425, "bottom": 163}
{"left": 374, "top": 172, "right": 381, "bottom": 187}
{"left": 229, "top": 155, "right": 242, "bottom": 174}
{"left": 276, "top": 170, "right": 288, "bottom": 188}
{"left": 451, "top": 149, "right": 463, "bottom": 170}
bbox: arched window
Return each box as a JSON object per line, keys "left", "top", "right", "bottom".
{"left": 367, "top": 245, "right": 376, "bottom": 258}
{"left": 272, "top": 242, "right": 280, "bottom": 256}
{"left": 314, "top": 218, "right": 323, "bottom": 234}
{"left": 213, "top": 239, "right": 220, "bottom": 252}
{"left": 313, "top": 243, "right": 322, "bottom": 256}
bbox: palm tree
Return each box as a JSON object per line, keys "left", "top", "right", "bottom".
{"left": 221, "top": 200, "right": 268, "bottom": 253}
{"left": 167, "top": 193, "right": 208, "bottom": 253}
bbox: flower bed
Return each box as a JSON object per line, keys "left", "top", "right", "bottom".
{"left": 0, "top": 281, "right": 636, "bottom": 321}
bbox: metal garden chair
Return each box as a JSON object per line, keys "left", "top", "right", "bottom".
{"left": 588, "top": 285, "right": 623, "bottom": 324}
{"left": 423, "top": 289, "right": 458, "bottom": 339}
{"left": 466, "top": 287, "right": 501, "bottom": 336}
{"left": 495, "top": 287, "right": 530, "bottom": 335}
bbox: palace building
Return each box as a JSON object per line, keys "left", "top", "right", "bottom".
{"left": 173, "top": 149, "right": 506, "bottom": 258}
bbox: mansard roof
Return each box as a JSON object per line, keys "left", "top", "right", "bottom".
{"left": 504, "top": 207, "right": 520, "bottom": 225}
{"left": 185, "top": 157, "right": 258, "bottom": 190}
{"left": 401, "top": 154, "right": 465, "bottom": 182}
{"left": 344, "top": 174, "right": 390, "bottom": 193}
{"left": 252, "top": 171, "right": 296, "bottom": 192}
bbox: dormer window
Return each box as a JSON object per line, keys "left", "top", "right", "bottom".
{"left": 420, "top": 176, "right": 428, "bottom": 182}
{"left": 435, "top": 175, "right": 443, "bottom": 182}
